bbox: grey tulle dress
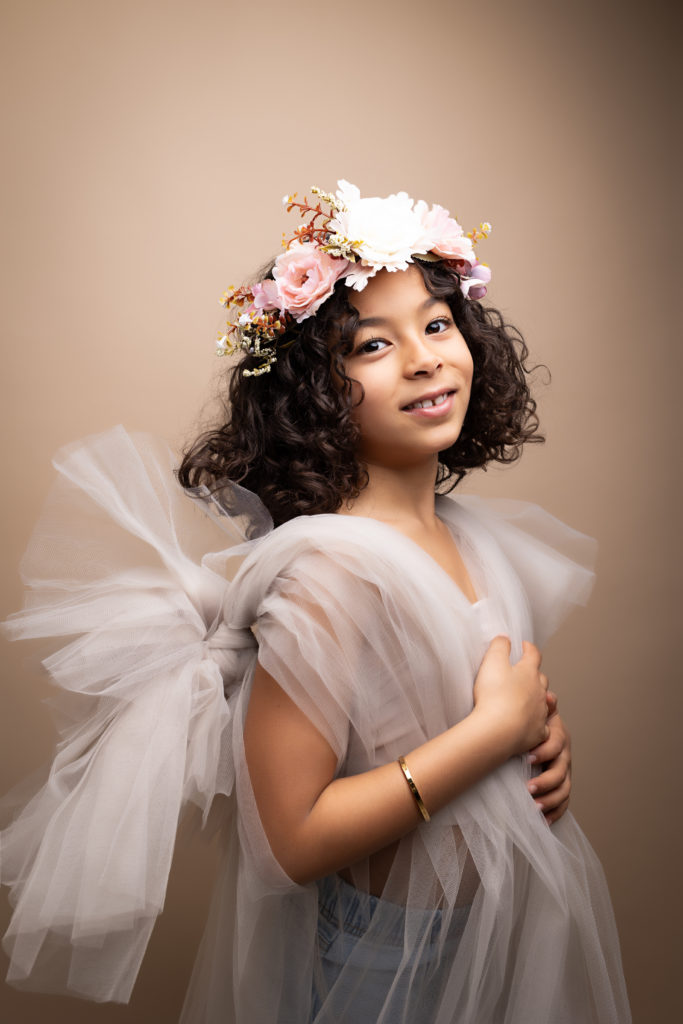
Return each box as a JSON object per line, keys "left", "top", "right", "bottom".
{"left": 1, "top": 427, "right": 631, "bottom": 1022}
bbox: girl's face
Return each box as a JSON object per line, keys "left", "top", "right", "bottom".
{"left": 344, "top": 266, "right": 473, "bottom": 469}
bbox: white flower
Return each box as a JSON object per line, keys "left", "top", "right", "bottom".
{"left": 341, "top": 262, "right": 376, "bottom": 291}
{"left": 328, "top": 179, "right": 429, "bottom": 287}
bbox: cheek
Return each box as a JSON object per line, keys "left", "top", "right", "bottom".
{"left": 349, "top": 384, "right": 393, "bottom": 443}
{"left": 460, "top": 342, "right": 474, "bottom": 381}
{"left": 459, "top": 354, "right": 474, "bottom": 404}
{"left": 346, "top": 369, "right": 386, "bottom": 419}
{"left": 346, "top": 378, "right": 366, "bottom": 420}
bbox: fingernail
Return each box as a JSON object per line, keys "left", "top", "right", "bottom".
{"left": 528, "top": 783, "right": 538, "bottom": 794}
{"left": 526, "top": 753, "right": 537, "bottom": 764}
{"left": 534, "top": 800, "right": 545, "bottom": 811}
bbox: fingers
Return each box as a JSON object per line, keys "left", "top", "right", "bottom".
{"left": 527, "top": 746, "right": 572, "bottom": 825}
{"left": 491, "top": 637, "right": 544, "bottom": 674}
{"left": 520, "top": 640, "right": 542, "bottom": 667}
{"left": 479, "top": 635, "right": 512, "bottom": 670}
{"left": 488, "top": 635, "right": 512, "bottom": 657}
{"left": 528, "top": 709, "right": 568, "bottom": 765}
{"left": 545, "top": 690, "right": 558, "bottom": 716}
{"left": 532, "top": 774, "right": 570, "bottom": 813}
{"left": 528, "top": 754, "right": 569, "bottom": 797}
{"left": 528, "top": 728, "right": 563, "bottom": 765}
{"left": 541, "top": 777, "right": 571, "bottom": 820}
{"left": 544, "top": 796, "right": 570, "bottom": 826}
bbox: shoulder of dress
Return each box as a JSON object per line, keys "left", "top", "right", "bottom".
{"left": 436, "top": 492, "right": 547, "bottom": 523}
{"left": 235, "top": 512, "right": 424, "bottom": 592}
{"left": 243, "top": 513, "right": 387, "bottom": 567}
{"left": 226, "top": 514, "right": 398, "bottom": 622}
{"left": 437, "top": 492, "right": 596, "bottom": 578}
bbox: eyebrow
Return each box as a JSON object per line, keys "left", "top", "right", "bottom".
{"left": 355, "top": 296, "right": 443, "bottom": 329}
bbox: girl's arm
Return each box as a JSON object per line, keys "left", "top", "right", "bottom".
{"left": 244, "top": 635, "right": 549, "bottom": 885}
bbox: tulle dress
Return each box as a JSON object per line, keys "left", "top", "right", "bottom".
{"left": 0, "top": 427, "right": 631, "bottom": 1023}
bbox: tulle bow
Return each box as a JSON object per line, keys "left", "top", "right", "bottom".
{"left": 1, "top": 429, "right": 264, "bottom": 1001}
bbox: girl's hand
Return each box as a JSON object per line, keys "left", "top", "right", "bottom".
{"left": 527, "top": 697, "right": 572, "bottom": 825}
{"left": 472, "top": 636, "right": 550, "bottom": 758}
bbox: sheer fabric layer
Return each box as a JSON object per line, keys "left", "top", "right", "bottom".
{"left": 218, "top": 502, "right": 627, "bottom": 1024}
{"left": 0, "top": 428, "right": 630, "bottom": 1023}
{"left": 0, "top": 428, "right": 260, "bottom": 1001}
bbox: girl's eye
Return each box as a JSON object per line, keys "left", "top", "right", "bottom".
{"left": 425, "top": 316, "right": 452, "bottom": 335}
{"left": 355, "top": 338, "right": 389, "bottom": 355}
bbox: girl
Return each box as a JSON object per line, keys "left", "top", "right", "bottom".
{"left": 1, "top": 182, "right": 630, "bottom": 1022}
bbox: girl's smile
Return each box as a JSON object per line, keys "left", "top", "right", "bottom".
{"left": 345, "top": 265, "right": 473, "bottom": 468}
{"left": 401, "top": 387, "right": 456, "bottom": 415}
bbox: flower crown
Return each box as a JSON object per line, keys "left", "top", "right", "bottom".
{"left": 217, "top": 180, "right": 491, "bottom": 376}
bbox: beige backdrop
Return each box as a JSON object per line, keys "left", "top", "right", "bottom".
{"left": 1, "top": 1, "right": 679, "bottom": 1021}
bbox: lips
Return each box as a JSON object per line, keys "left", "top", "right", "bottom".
{"left": 402, "top": 389, "right": 455, "bottom": 412}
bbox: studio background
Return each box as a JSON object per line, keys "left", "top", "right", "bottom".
{"left": 1, "top": 1, "right": 679, "bottom": 1021}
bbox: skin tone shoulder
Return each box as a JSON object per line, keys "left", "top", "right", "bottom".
{"left": 244, "top": 266, "right": 572, "bottom": 888}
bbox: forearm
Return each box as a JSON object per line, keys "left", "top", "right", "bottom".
{"left": 278, "top": 708, "right": 513, "bottom": 885}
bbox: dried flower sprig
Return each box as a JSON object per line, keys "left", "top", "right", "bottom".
{"left": 467, "top": 222, "right": 492, "bottom": 245}
{"left": 281, "top": 189, "right": 362, "bottom": 261}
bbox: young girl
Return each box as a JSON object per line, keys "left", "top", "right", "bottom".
{"left": 1, "top": 182, "right": 630, "bottom": 1022}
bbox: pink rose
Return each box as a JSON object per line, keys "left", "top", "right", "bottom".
{"left": 251, "top": 278, "right": 283, "bottom": 312}
{"left": 418, "top": 204, "right": 476, "bottom": 263}
{"left": 273, "top": 242, "right": 349, "bottom": 322}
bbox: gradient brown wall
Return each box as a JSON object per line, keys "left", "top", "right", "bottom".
{"left": 1, "top": 1, "right": 679, "bottom": 1020}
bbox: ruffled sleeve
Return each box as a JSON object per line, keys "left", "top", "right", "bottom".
{"left": 448, "top": 495, "right": 597, "bottom": 647}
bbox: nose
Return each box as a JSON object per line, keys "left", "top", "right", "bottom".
{"left": 403, "top": 335, "right": 443, "bottom": 377}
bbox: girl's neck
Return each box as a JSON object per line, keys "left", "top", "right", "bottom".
{"left": 339, "top": 456, "right": 441, "bottom": 533}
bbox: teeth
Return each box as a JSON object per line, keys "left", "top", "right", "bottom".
{"left": 406, "top": 392, "right": 450, "bottom": 411}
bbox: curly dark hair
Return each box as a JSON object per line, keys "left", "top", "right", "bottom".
{"left": 178, "top": 261, "right": 544, "bottom": 526}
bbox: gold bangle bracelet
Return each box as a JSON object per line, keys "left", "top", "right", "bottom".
{"left": 398, "top": 756, "right": 431, "bottom": 822}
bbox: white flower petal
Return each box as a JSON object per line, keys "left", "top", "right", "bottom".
{"left": 343, "top": 263, "right": 378, "bottom": 291}
{"left": 335, "top": 179, "right": 361, "bottom": 206}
